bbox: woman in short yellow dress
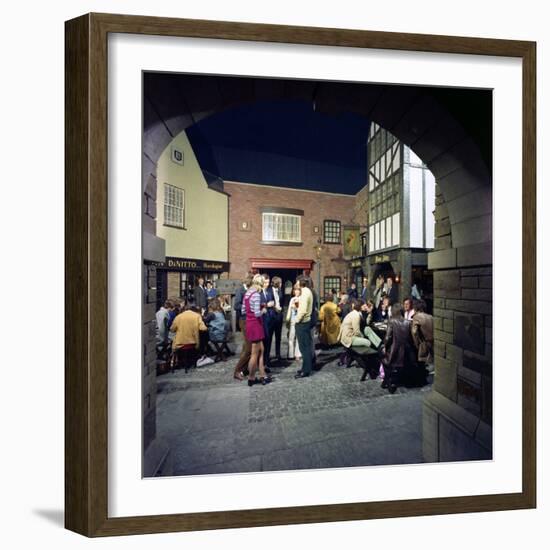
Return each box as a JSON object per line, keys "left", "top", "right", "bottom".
{"left": 318, "top": 295, "right": 341, "bottom": 346}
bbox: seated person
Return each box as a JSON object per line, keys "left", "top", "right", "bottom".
{"left": 360, "top": 299, "right": 376, "bottom": 328}
{"left": 170, "top": 302, "right": 208, "bottom": 368}
{"left": 375, "top": 295, "right": 391, "bottom": 322}
{"left": 338, "top": 300, "right": 381, "bottom": 350}
{"left": 338, "top": 293, "right": 352, "bottom": 319}
{"left": 203, "top": 299, "right": 229, "bottom": 343}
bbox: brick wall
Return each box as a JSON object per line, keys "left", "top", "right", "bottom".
{"left": 225, "top": 181, "right": 357, "bottom": 288}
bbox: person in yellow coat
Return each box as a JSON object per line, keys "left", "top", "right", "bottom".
{"left": 319, "top": 295, "right": 341, "bottom": 346}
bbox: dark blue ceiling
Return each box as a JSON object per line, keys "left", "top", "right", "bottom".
{"left": 186, "top": 100, "right": 371, "bottom": 195}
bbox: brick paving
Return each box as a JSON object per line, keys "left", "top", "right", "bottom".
{"left": 155, "top": 333, "right": 433, "bottom": 476}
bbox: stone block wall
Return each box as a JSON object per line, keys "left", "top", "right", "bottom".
{"left": 423, "top": 185, "right": 492, "bottom": 463}
{"left": 143, "top": 264, "right": 158, "bottom": 451}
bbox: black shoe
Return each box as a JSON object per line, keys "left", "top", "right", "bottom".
{"left": 248, "top": 378, "right": 259, "bottom": 387}
{"left": 381, "top": 380, "right": 389, "bottom": 389}
{"left": 260, "top": 376, "right": 272, "bottom": 385}
{"left": 389, "top": 384, "right": 397, "bottom": 394}
{"left": 294, "top": 372, "right": 310, "bottom": 379}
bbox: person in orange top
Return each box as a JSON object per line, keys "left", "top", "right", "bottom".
{"left": 170, "top": 304, "right": 208, "bottom": 351}
{"left": 318, "top": 295, "right": 341, "bottom": 346}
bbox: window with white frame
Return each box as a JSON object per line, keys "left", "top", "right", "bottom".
{"left": 262, "top": 212, "right": 301, "bottom": 243}
{"left": 164, "top": 183, "right": 185, "bottom": 228}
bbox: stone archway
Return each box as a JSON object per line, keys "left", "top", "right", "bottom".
{"left": 142, "top": 73, "right": 492, "bottom": 473}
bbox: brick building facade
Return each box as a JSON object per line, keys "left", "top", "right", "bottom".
{"left": 224, "top": 181, "right": 358, "bottom": 297}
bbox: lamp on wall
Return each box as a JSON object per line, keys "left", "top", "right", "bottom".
{"left": 313, "top": 238, "right": 324, "bottom": 294}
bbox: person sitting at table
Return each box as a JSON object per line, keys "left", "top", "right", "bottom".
{"left": 170, "top": 301, "right": 209, "bottom": 369}
{"left": 338, "top": 293, "right": 352, "bottom": 319}
{"left": 319, "top": 294, "right": 341, "bottom": 347}
{"left": 375, "top": 295, "right": 392, "bottom": 322}
{"left": 203, "top": 298, "right": 229, "bottom": 346}
{"left": 360, "top": 299, "right": 379, "bottom": 334}
{"left": 337, "top": 300, "right": 381, "bottom": 366}
{"left": 381, "top": 303, "right": 419, "bottom": 391}
{"left": 403, "top": 296, "right": 415, "bottom": 321}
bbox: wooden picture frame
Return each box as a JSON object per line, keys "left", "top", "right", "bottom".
{"left": 65, "top": 12, "right": 536, "bottom": 537}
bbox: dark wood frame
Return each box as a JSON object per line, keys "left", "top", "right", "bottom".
{"left": 65, "top": 12, "right": 536, "bottom": 537}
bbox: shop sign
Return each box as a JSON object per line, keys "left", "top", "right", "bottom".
{"left": 147, "top": 256, "right": 230, "bottom": 272}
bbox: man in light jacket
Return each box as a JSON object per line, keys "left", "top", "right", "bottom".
{"left": 294, "top": 276, "right": 314, "bottom": 378}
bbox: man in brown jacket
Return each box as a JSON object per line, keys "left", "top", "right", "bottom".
{"left": 170, "top": 304, "right": 207, "bottom": 351}
{"left": 411, "top": 299, "right": 434, "bottom": 364}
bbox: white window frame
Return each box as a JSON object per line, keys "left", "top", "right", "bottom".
{"left": 163, "top": 183, "right": 185, "bottom": 229}
{"left": 262, "top": 212, "right": 302, "bottom": 243}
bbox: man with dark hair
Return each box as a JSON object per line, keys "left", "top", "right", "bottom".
{"left": 382, "top": 303, "right": 418, "bottom": 392}
{"left": 233, "top": 274, "right": 253, "bottom": 379}
{"left": 271, "top": 276, "right": 285, "bottom": 362}
{"left": 385, "top": 276, "right": 398, "bottom": 304}
{"left": 294, "top": 276, "right": 314, "bottom": 378}
{"left": 193, "top": 277, "right": 208, "bottom": 314}
{"left": 347, "top": 282, "right": 358, "bottom": 300}
{"left": 260, "top": 274, "right": 276, "bottom": 369}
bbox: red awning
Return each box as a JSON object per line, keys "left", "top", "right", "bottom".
{"left": 250, "top": 258, "right": 314, "bottom": 270}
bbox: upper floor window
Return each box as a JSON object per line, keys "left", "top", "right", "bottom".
{"left": 163, "top": 183, "right": 185, "bottom": 228}
{"left": 323, "top": 220, "right": 341, "bottom": 244}
{"left": 262, "top": 212, "right": 301, "bottom": 243}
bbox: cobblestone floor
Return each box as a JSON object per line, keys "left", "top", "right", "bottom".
{"left": 155, "top": 333, "right": 433, "bottom": 477}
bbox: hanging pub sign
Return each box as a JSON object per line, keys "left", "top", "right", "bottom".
{"left": 147, "top": 256, "right": 230, "bottom": 272}
{"left": 343, "top": 226, "right": 361, "bottom": 257}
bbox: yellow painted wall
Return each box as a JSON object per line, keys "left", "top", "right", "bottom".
{"left": 156, "top": 131, "right": 228, "bottom": 261}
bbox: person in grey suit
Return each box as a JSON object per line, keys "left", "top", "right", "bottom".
{"left": 193, "top": 277, "right": 208, "bottom": 313}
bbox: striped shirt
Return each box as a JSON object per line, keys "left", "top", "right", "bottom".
{"left": 241, "top": 289, "right": 262, "bottom": 317}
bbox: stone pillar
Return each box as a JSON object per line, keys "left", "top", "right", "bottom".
{"left": 423, "top": 185, "right": 492, "bottom": 462}
{"left": 397, "top": 250, "right": 412, "bottom": 303}
{"left": 142, "top": 160, "right": 172, "bottom": 476}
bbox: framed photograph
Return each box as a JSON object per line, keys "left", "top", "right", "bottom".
{"left": 65, "top": 13, "right": 536, "bottom": 537}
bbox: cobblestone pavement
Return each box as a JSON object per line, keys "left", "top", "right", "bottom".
{"left": 156, "top": 333, "right": 433, "bottom": 476}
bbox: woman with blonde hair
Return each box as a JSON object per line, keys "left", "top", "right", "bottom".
{"left": 241, "top": 274, "right": 271, "bottom": 386}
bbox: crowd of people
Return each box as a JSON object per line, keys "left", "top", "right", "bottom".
{"left": 156, "top": 272, "right": 434, "bottom": 391}
{"left": 155, "top": 276, "right": 233, "bottom": 370}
